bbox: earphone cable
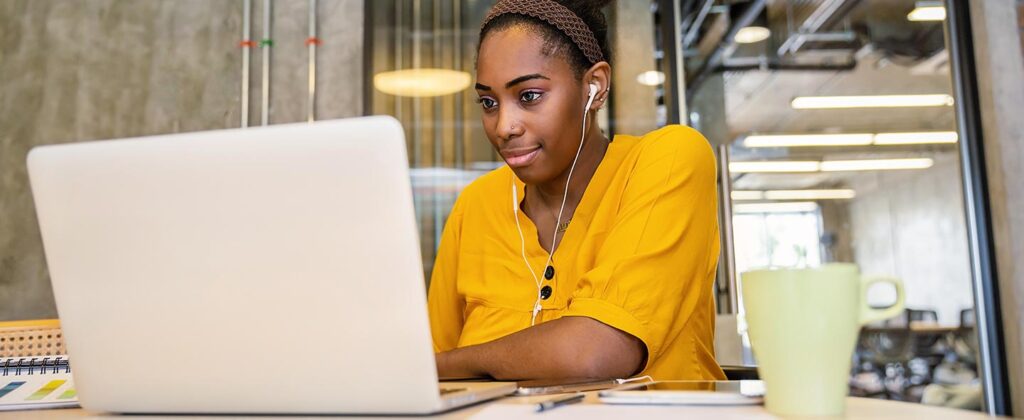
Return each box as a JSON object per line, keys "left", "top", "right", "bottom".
{"left": 516, "top": 84, "right": 599, "bottom": 326}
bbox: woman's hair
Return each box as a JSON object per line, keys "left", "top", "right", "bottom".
{"left": 479, "top": 0, "right": 613, "bottom": 79}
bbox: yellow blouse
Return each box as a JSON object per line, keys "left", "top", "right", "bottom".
{"left": 427, "top": 125, "right": 726, "bottom": 380}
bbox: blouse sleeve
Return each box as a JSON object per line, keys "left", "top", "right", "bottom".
{"left": 562, "top": 126, "right": 721, "bottom": 372}
{"left": 427, "top": 196, "right": 467, "bottom": 353}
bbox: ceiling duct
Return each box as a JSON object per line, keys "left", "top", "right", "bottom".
{"left": 686, "top": 0, "right": 768, "bottom": 97}
{"left": 776, "top": 0, "right": 861, "bottom": 56}
{"left": 682, "top": 0, "right": 867, "bottom": 95}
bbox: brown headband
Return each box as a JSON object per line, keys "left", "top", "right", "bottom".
{"left": 481, "top": 0, "right": 606, "bottom": 65}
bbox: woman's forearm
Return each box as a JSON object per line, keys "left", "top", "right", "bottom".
{"left": 435, "top": 316, "right": 646, "bottom": 380}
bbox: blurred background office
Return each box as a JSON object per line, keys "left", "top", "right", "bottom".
{"left": 1, "top": 0, "right": 1022, "bottom": 415}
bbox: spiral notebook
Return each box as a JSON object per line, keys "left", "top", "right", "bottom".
{"left": 0, "top": 356, "right": 78, "bottom": 411}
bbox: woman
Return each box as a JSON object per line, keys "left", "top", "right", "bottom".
{"left": 428, "top": 0, "right": 725, "bottom": 381}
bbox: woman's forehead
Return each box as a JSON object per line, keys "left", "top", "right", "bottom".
{"left": 477, "top": 27, "right": 573, "bottom": 86}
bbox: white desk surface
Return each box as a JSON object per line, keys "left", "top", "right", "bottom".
{"left": 0, "top": 393, "right": 1001, "bottom": 420}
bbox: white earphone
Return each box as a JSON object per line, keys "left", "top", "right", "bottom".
{"left": 512, "top": 82, "right": 600, "bottom": 326}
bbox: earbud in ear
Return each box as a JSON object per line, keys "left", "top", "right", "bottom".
{"left": 588, "top": 83, "right": 598, "bottom": 99}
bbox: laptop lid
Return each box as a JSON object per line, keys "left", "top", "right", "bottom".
{"left": 27, "top": 117, "right": 445, "bottom": 414}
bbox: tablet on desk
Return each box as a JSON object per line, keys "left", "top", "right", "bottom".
{"left": 598, "top": 380, "right": 765, "bottom": 405}
{"left": 439, "top": 376, "right": 493, "bottom": 382}
{"left": 515, "top": 378, "right": 621, "bottom": 395}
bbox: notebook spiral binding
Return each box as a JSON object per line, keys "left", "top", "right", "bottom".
{"left": 0, "top": 356, "right": 70, "bottom": 376}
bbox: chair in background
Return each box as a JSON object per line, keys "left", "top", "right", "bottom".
{"left": 907, "top": 309, "right": 947, "bottom": 388}
{"left": 953, "top": 308, "right": 977, "bottom": 370}
{"left": 852, "top": 312, "right": 914, "bottom": 400}
{"left": 0, "top": 319, "right": 66, "bottom": 358}
{"left": 852, "top": 309, "right": 920, "bottom": 400}
{"left": 929, "top": 308, "right": 979, "bottom": 387}
{"left": 852, "top": 308, "right": 950, "bottom": 401}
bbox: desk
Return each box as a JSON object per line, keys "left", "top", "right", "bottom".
{"left": 861, "top": 323, "right": 968, "bottom": 335}
{"left": 0, "top": 394, "right": 1000, "bottom": 419}
{"left": 909, "top": 322, "right": 969, "bottom": 334}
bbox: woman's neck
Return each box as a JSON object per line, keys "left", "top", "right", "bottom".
{"left": 531, "top": 126, "right": 609, "bottom": 209}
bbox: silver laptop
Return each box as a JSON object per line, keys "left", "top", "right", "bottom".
{"left": 27, "top": 116, "right": 515, "bottom": 414}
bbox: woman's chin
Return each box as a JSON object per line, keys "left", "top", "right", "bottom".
{"left": 508, "top": 165, "right": 547, "bottom": 185}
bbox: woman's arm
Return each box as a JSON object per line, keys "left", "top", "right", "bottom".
{"left": 436, "top": 316, "right": 645, "bottom": 380}
{"left": 428, "top": 199, "right": 466, "bottom": 353}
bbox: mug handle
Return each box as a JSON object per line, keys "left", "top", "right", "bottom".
{"left": 859, "top": 276, "right": 905, "bottom": 325}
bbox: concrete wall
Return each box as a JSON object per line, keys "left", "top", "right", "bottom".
{"left": 847, "top": 154, "right": 975, "bottom": 326}
{"left": 0, "top": 0, "right": 364, "bottom": 321}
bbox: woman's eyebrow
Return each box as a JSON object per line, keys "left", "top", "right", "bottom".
{"left": 505, "top": 73, "right": 549, "bottom": 88}
{"left": 474, "top": 74, "right": 551, "bottom": 92}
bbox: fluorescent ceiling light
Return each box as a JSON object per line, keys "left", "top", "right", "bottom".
{"left": 734, "top": 202, "right": 819, "bottom": 214}
{"left": 732, "top": 189, "right": 856, "bottom": 200}
{"left": 731, "top": 191, "right": 766, "bottom": 200}
{"left": 764, "top": 189, "right": 856, "bottom": 200}
{"left": 729, "top": 161, "right": 820, "bottom": 173}
{"left": 791, "top": 94, "right": 955, "bottom": 109}
{"left": 744, "top": 133, "right": 874, "bottom": 148}
{"left": 743, "top": 131, "right": 959, "bottom": 147}
{"left": 734, "top": 26, "right": 771, "bottom": 44}
{"left": 636, "top": 70, "right": 665, "bottom": 86}
{"left": 820, "top": 158, "right": 934, "bottom": 172}
{"left": 730, "top": 158, "right": 935, "bottom": 173}
{"left": 374, "top": 69, "right": 472, "bottom": 97}
{"left": 873, "top": 131, "right": 958, "bottom": 145}
{"left": 908, "top": 4, "right": 946, "bottom": 21}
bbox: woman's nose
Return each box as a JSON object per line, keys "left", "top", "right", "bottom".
{"left": 495, "top": 108, "right": 524, "bottom": 141}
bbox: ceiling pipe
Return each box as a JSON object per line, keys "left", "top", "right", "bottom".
{"left": 682, "top": 0, "right": 716, "bottom": 49}
{"left": 678, "top": 0, "right": 699, "bottom": 34}
{"left": 716, "top": 59, "right": 857, "bottom": 72}
{"left": 307, "top": 0, "right": 318, "bottom": 122}
{"left": 777, "top": 0, "right": 861, "bottom": 56}
{"left": 686, "top": 0, "right": 767, "bottom": 98}
{"left": 241, "top": 0, "right": 252, "bottom": 128}
{"left": 261, "top": 0, "right": 272, "bottom": 126}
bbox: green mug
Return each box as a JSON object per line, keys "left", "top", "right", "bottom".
{"left": 741, "top": 263, "right": 905, "bottom": 416}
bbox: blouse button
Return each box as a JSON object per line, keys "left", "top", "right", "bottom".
{"left": 540, "top": 285, "right": 553, "bottom": 300}
{"left": 544, "top": 266, "right": 555, "bottom": 280}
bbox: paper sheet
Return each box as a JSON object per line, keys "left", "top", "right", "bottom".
{"left": 0, "top": 370, "right": 79, "bottom": 411}
{"left": 469, "top": 403, "right": 777, "bottom": 420}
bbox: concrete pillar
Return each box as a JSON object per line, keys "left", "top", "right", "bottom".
{"left": 609, "top": 0, "right": 659, "bottom": 135}
{"left": 968, "top": 0, "right": 1024, "bottom": 414}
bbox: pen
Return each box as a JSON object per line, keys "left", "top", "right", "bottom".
{"left": 535, "top": 393, "right": 585, "bottom": 412}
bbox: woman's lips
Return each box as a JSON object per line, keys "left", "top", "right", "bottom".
{"left": 502, "top": 146, "right": 541, "bottom": 167}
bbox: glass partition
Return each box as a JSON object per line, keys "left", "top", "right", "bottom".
{"left": 674, "top": 0, "right": 981, "bottom": 409}
{"left": 367, "top": 0, "right": 494, "bottom": 280}
{"left": 368, "top": 0, "right": 985, "bottom": 410}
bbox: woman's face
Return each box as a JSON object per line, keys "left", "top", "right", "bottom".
{"left": 476, "top": 26, "right": 588, "bottom": 185}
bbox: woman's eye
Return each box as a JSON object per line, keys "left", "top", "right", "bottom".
{"left": 477, "top": 97, "right": 497, "bottom": 110}
{"left": 520, "top": 91, "right": 542, "bottom": 103}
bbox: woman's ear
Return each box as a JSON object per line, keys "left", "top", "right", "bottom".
{"left": 584, "top": 62, "right": 612, "bottom": 111}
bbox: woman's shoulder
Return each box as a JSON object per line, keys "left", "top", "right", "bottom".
{"left": 617, "top": 125, "right": 716, "bottom": 173}
{"left": 452, "top": 165, "right": 512, "bottom": 209}
{"left": 634, "top": 125, "right": 714, "bottom": 157}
